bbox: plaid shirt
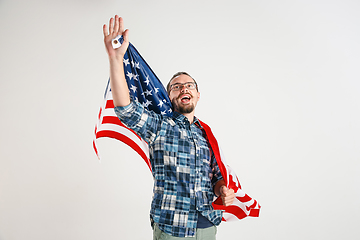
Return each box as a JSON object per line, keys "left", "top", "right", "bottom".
{"left": 115, "top": 101, "right": 223, "bottom": 237}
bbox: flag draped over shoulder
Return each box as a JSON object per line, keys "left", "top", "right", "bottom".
{"left": 93, "top": 36, "right": 260, "bottom": 221}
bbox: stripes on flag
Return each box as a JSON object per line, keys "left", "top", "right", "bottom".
{"left": 199, "top": 120, "right": 260, "bottom": 221}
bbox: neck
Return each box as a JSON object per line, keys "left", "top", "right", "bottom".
{"left": 176, "top": 111, "right": 195, "bottom": 124}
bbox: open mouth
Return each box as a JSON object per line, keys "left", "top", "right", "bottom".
{"left": 180, "top": 94, "right": 191, "bottom": 103}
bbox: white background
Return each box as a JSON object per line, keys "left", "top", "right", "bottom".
{"left": 1, "top": 0, "right": 359, "bottom": 239}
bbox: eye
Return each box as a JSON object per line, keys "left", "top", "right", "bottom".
{"left": 187, "top": 83, "right": 195, "bottom": 89}
{"left": 173, "top": 85, "right": 180, "bottom": 90}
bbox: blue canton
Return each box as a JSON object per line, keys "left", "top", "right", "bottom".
{"left": 115, "top": 101, "right": 223, "bottom": 237}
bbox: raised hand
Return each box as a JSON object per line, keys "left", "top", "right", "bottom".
{"left": 103, "top": 15, "right": 129, "bottom": 60}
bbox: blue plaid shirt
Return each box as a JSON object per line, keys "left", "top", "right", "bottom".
{"left": 115, "top": 101, "right": 223, "bottom": 237}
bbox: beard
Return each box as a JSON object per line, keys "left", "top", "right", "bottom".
{"left": 171, "top": 98, "right": 195, "bottom": 114}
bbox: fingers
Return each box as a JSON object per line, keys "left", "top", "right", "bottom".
{"left": 221, "top": 188, "right": 235, "bottom": 206}
{"left": 123, "top": 29, "right": 129, "bottom": 43}
{"left": 104, "top": 16, "right": 126, "bottom": 37}
{"left": 109, "top": 17, "right": 114, "bottom": 35}
{"left": 114, "top": 15, "right": 120, "bottom": 34}
{"left": 220, "top": 185, "right": 228, "bottom": 195}
{"left": 119, "top": 16, "right": 124, "bottom": 34}
{"left": 103, "top": 24, "right": 108, "bottom": 37}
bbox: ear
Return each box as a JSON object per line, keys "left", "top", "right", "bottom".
{"left": 197, "top": 91, "right": 200, "bottom": 100}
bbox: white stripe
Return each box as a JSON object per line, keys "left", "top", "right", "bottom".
{"left": 222, "top": 212, "right": 240, "bottom": 222}
{"left": 103, "top": 108, "right": 117, "bottom": 116}
{"left": 98, "top": 123, "right": 149, "bottom": 158}
{"left": 232, "top": 197, "right": 252, "bottom": 214}
{"left": 235, "top": 188, "right": 246, "bottom": 198}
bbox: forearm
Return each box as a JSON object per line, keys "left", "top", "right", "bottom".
{"left": 109, "top": 56, "right": 130, "bottom": 107}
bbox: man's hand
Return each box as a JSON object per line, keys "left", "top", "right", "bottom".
{"left": 220, "top": 185, "right": 235, "bottom": 206}
{"left": 103, "top": 15, "right": 129, "bottom": 60}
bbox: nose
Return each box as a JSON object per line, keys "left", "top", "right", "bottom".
{"left": 180, "top": 84, "right": 189, "bottom": 92}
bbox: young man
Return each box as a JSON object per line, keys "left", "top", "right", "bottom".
{"left": 103, "top": 15, "right": 235, "bottom": 239}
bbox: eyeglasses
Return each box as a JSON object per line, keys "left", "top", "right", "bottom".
{"left": 170, "top": 82, "right": 197, "bottom": 91}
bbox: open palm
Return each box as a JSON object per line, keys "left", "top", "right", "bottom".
{"left": 103, "top": 15, "right": 129, "bottom": 59}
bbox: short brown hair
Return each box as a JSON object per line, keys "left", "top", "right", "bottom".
{"left": 166, "top": 72, "right": 198, "bottom": 95}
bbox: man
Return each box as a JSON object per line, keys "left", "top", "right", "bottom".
{"left": 103, "top": 15, "right": 235, "bottom": 239}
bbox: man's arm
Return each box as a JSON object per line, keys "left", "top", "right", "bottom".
{"left": 214, "top": 179, "right": 235, "bottom": 206}
{"left": 103, "top": 15, "right": 130, "bottom": 107}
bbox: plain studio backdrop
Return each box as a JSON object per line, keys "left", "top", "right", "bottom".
{"left": 0, "top": 0, "right": 359, "bottom": 239}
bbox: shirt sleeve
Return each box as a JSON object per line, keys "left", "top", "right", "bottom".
{"left": 114, "top": 100, "right": 163, "bottom": 145}
{"left": 211, "top": 152, "right": 223, "bottom": 189}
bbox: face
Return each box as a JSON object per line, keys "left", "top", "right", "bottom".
{"left": 168, "top": 74, "right": 200, "bottom": 114}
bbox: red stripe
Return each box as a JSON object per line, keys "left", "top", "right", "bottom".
{"left": 106, "top": 100, "right": 114, "bottom": 109}
{"left": 98, "top": 107, "right": 102, "bottom": 120}
{"left": 224, "top": 205, "right": 248, "bottom": 220}
{"left": 246, "top": 199, "right": 258, "bottom": 212}
{"left": 101, "top": 116, "right": 142, "bottom": 140}
{"left": 213, "top": 194, "right": 260, "bottom": 218}
{"left": 93, "top": 140, "right": 99, "bottom": 157}
{"left": 102, "top": 116, "right": 123, "bottom": 125}
{"left": 249, "top": 208, "right": 260, "bottom": 217}
{"left": 102, "top": 116, "right": 121, "bottom": 125}
{"left": 237, "top": 194, "right": 252, "bottom": 203}
{"left": 212, "top": 196, "right": 224, "bottom": 209}
{"left": 228, "top": 173, "right": 240, "bottom": 192}
{"left": 212, "top": 197, "right": 247, "bottom": 220}
{"left": 232, "top": 171, "right": 242, "bottom": 189}
{"left": 198, "top": 120, "right": 228, "bottom": 185}
{"left": 96, "top": 130, "right": 152, "bottom": 171}
{"left": 215, "top": 204, "right": 248, "bottom": 220}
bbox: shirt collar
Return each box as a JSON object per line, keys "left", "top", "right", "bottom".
{"left": 172, "top": 111, "right": 202, "bottom": 128}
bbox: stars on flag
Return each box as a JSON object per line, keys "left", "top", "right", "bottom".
{"left": 161, "top": 108, "right": 173, "bottom": 115}
{"left": 135, "top": 62, "right": 140, "bottom": 69}
{"left": 144, "top": 76, "right": 150, "bottom": 86}
{"left": 143, "top": 99, "right": 152, "bottom": 107}
{"left": 157, "top": 99, "right": 168, "bottom": 108}
{"left": 126, "top": 71, "right": 134, "bottom": 80}
{"left": 158, "top": 101, "right": 164, "bottom": 108}
{"left": 130, "top": 85, "right": 137, "bottom": 93}
{"left": 122, "top": 51, "right": 172, "bottom": 117}
{"left": 131, "top": 60, "right": 141, "bottom": 69}
{"left": 123, "top": 58, "right": 130, "bottom": 66}
{"left": 144, "top": 89, "right": 152, "bottom": 96}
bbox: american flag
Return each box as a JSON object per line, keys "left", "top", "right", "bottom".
{"left": 93, "top": 37, "right": 260, "bottom": 221}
